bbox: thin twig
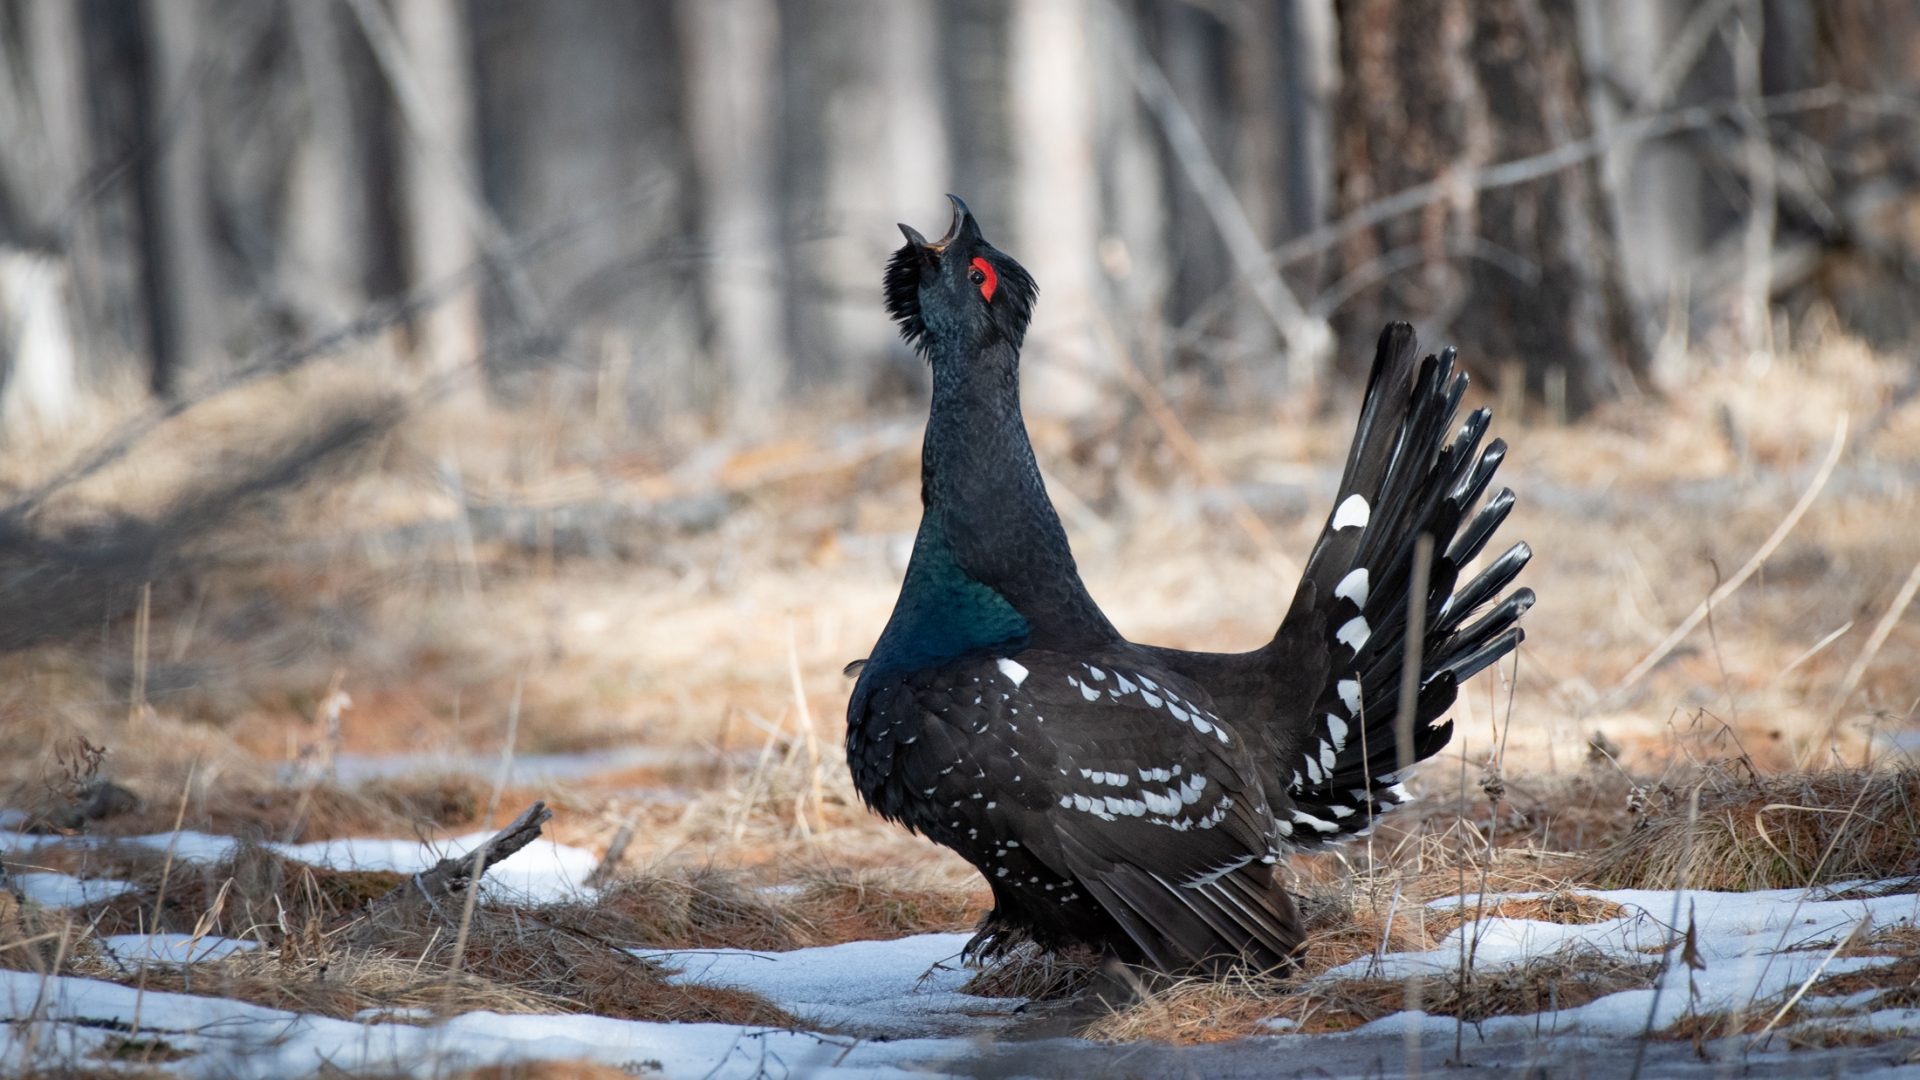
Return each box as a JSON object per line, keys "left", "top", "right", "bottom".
{"left": 786, "top": 617, "right": 824, "bottom": 836}
{"left": 1265, "top": 86, "right": 1846, "bottom": 275}
{"left": 1817, "top": 556, "right": 1920, "bottom": 755}
{"left": 1629, "top": 784, "right": 1701, "bottom": 1080}
{"left": 1618, "top": 414, "right": 1847, "bottom": 692}
{"left": 1746, "top": 918, "right": 1864, "bottom": 1052}
{"left": 1107, "top": 0, "right": 1327, "bottom": 387}
{"left": 1399, "top": 533, "right": 1434, "bottom": 1079}
{"left": 445, "top": 671, "right": 523, "bottom": 999}
{"left": 1766, "top": 620, "right": 1853, "bottom": 688}
{"left": 131, "top": 763, "right": 196, "bottom": 1039}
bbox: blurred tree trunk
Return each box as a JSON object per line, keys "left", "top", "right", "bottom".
{"left": 780, "top": 0, "right": 947, "bottom": 402}
{"left": 142, "top": 0, "right": 221, "bottom": 393}
{"left": 0, "top": 0, "right": 98, "bottom": 435}
{"left": 1330, "top": 0, "right": 1643, "bottom": 416}
{"left": 391, "top": 0, "right": 483, "bottom": 381}
{"left": 468, "top": 0, "right": 704, "bottom": 423}
{"left": 283, "top": 0, "right": 366, "bottom": 328}
{"left": 680, "top": 0, "right": 788, "bottom": 429}
{"left": 1010, "top": 0, "right": 1103, "bottom": 416}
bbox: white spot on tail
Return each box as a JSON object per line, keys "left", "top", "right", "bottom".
{"left": 1334, "top": 567, "right": 1370, "bottom": 608}
{"left": 1332, "top": 494, "right": 1371, "bottom": 531}
{"left": 996, "top": 658, "right": 1029, "bottom": 687}
{"left": 1292, "top": 809, "right": 1341, "bottom": 833}
{"left": 1336, "top": 616, "right": 1371, "bottom": 652}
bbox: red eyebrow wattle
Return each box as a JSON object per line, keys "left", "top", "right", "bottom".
{"left": 972, "top": 258, "right": 998, "bottom": 302}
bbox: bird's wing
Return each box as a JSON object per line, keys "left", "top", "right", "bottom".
{"left": 1267, "top": 323, "right": 1535, "bottom": 843}
{"left": 849, "top": 650, "right": 1300, "bottom": 971}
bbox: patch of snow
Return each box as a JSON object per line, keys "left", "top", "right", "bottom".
{"left": 107, "top": 829, "right": 598, "bottom": 902}
{"left": 279, "top": 832, "right": 598, "bottom": 902}
{"left": 13, "top": 871, "right": 137, "bottom": 907}
{"left": 637, "top": 933, "right": 1024, "bottom": 1039}
{"left": 0, "top": 969, "right": 983, "bottom": 1079}
{"left": 1328, "top": 886, "right": 1920, "bottom": 1039}
{"left": 126, "top": 830, "right": 241, "bottom": 863}
{"left": 100, "top": 934, "right": 258, "bottom": 965}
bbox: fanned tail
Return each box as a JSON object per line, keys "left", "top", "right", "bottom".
{"left": 1270, "top": 323, "right": 1534, "bottom": 845}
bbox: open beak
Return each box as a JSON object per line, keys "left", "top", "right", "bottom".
{"left": 897, "top": 195, "right": 969, "bottom": 255}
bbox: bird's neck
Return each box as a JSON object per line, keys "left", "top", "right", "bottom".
{"left": 869, "top": 338, "right": 1116, "bottom": 674}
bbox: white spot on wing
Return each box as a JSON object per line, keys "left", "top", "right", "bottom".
{"left": 1332, "top": 494, "right": 1371, "bottom": 531}
{"left": 1114, "top": 673, "right": 1137, "bottom": 694}
{"left": 1334, "top": 567, "right": 1370, "bottom": 608}
{"left": 1336, "top": 616, "right": 1371, "bottom": 652}
{"left": 996, "top": 658, "right": 1029, "bottom": 687}
{"left": 1327, "top": 713, "right": 1349, "bottom": 751}
{"left": 1337, "top": 679, "right": 1362, "bottom": 715}
{"left": 1078, "top": 680, "right": 1101, "bottom": 701}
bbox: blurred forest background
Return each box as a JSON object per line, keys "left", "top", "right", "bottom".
{"left": 0, "top": 0, "right": 1918, "bottom": 840}
{"left": 1, "top": 0, "right": 1915, "bottom": 430}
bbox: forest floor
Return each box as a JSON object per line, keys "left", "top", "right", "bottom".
{"left": 3, "top": 315, "right": 1920, "bottom": 1077}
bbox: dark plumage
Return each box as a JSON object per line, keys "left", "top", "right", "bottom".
{"left": 846, "top": 197, "right": 1534, "bottom": 973}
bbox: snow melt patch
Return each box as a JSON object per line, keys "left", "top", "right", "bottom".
{"left": 1324, "top": 886, "right": 1920, "bottom": 1040}
{"left": 639, "top": 933, "right": 1023, "bottom": 1039}
{"left": 13, "top": 872, "right": 137, "bottom": 908}
{"left": 0, "top": 969, "right": 980, "bottom": 1080}
{"left": 100, "top": 934, "right": 258, "bottom": 965}
{"left": 81, "top": 829, "right": 600, "bottom": 901}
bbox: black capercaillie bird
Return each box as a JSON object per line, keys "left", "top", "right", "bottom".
{"left": 845, "top": 197, "right": 1534, "bottom": 973}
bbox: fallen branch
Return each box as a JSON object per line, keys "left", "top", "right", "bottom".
{"left": 341, "top": 801, "right": 550, "bottom": 945}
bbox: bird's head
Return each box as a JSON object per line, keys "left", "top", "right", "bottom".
{"left": 884, "top": 196, "right": 1037, "bottom": 362}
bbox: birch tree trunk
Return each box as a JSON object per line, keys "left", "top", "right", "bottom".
{"left": 284, "top": 0, "right": 367, "bottom": 327}
{"left": 0, "top": 0, "right": 98, "bottom": 434}
{"left": 781, "top": 0, "right": 947, "bottom": 400}
{"left": 393, "top": 0, "right": 483, "bottom": 381}
{"left": 1010, "top": 0, "right": 1104, "bottom": 416}
{"left": 681, "top": 0, "right": 788, "bottom": 428}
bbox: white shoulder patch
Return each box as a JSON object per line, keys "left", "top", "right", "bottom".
{"left": 996, "top": 657, "right": 1029, "bottom": 687}
{"left": 1331, "top": 494, "right": 1371, "bottom": 531}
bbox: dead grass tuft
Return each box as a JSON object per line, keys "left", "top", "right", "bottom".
{"left": 586, "top": 866, "right": 804, "bottom": 951}
{"left": 1083, "top": 941, "right": 1662, "bottom": 1043}
{"left": 111, "top": 947, "right": 564, "bottom": 1020}
{"left": 788, "top": 864, "right": 983, "bottom": 942}
{"left": 1585, "top": 764, "right": 1920, "bottom": 890}
{"left": 960, "top": 943, "right": 1104, "bottom": 1000}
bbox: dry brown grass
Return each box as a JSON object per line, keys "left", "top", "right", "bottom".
{"left": 1584, "top": 763, "right": 1920, "bottom": 890}
{"left": 959, "top": 943, "right": 1105, "bottom": 1000}
{"left": 1082, "top": 942, "right": 1662, "bottom": 1043}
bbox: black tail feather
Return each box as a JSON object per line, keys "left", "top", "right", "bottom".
{"left": 1267, "top": 325, "right": 1532, "bottom": 846}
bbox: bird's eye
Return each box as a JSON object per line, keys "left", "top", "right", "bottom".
{"left": 970, "top": 258, "right": 998, "bottom": 302}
